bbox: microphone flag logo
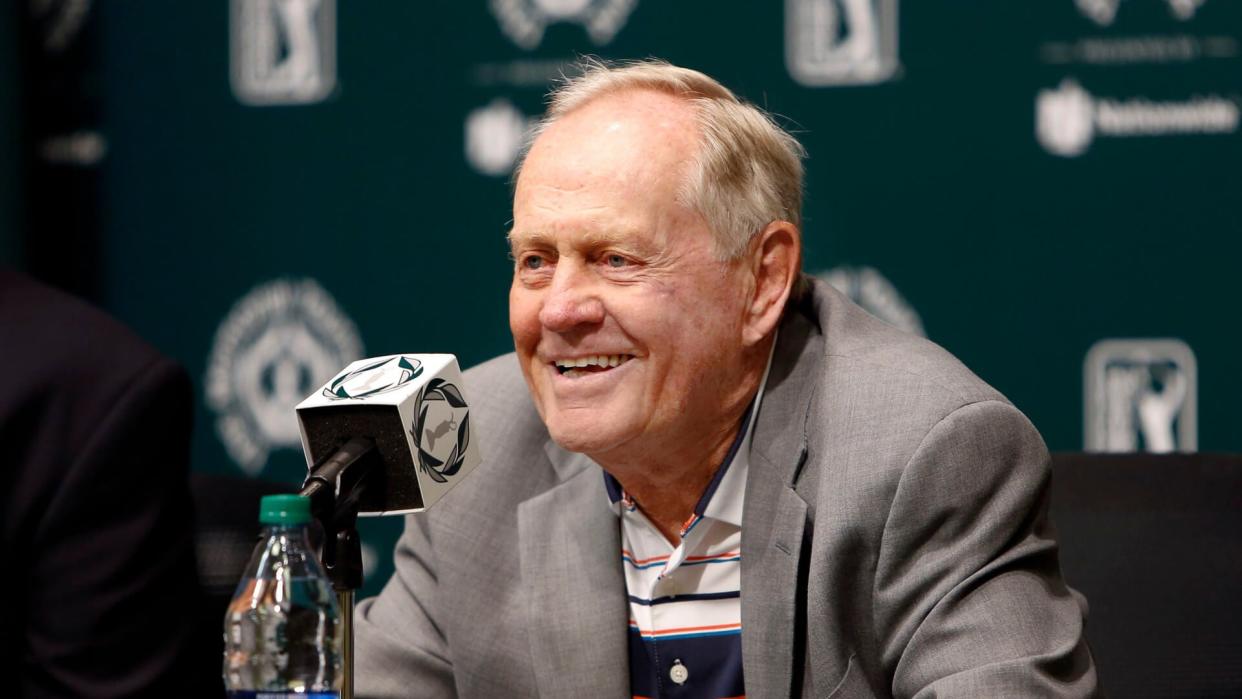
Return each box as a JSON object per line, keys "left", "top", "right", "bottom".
{"left": 323, "top": 355, "right": 424, "bottom": 400}
{"left": 411, "top": 379, "right": 472, "bottom": 484}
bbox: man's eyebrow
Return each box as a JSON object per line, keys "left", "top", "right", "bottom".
{"left": 506, "top": 229, "right": 553, "bottom": 249}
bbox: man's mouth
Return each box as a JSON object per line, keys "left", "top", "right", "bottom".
{"left": 553, "top": 354, "right": 634, "bottom": 378}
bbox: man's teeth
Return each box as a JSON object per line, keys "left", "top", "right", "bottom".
{"left": 554, "top": 354, "right": 631, "bottom": 371}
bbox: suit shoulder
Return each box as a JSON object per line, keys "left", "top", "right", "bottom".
{"left": 462, "top": 353, "right": 542, "bottom": 429}
{"left": 436, "top": 353, "right": 552, "bottom": 504}
{"left": 0, "top": 270, "right": 189, "bottom": 473}
{"left": 0, "top": 269, "right": 172, "bottom": 382}
{"left": 810, "top": 281, "right": 1006, "bottom": 412}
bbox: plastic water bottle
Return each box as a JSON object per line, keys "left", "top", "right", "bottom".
{"left": 224, "top": 494, "right": 342, "bottom": 697}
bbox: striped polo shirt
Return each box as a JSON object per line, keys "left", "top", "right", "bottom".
{"left": 605, "top": 397, "right": 762, "bottom": 699}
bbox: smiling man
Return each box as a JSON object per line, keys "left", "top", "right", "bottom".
{"left": 355, "top": 60, "right": 1097, "bottom": 698}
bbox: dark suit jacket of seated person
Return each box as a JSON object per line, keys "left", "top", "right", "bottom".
{"left": 0, "top": 269, "right": 202, "bottom": 698}
{"left": 353, "top": 59, "right": 1098, "bottom": 699}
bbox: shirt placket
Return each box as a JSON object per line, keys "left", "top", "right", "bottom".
{"left": 648, "top": 514, "right": 707, "bottom": 692}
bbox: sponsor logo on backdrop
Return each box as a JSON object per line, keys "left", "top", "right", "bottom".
{"left": 1036, "top": 78, "right": 1239, "bottom": 156}
{"left": 491, "top": 0, "right": 637, "bottom": 49}
{"left": 473, "top": 1, "right": 635, "bottom": 173}
{"left": 466, "top": 98, "right": 535, "bottom": 176}
{"left": 1037, "top": 80, "right": 1097, "bottom": 156}
{"left": 1042, "top": 0, "right": 1236, "bottom": 67}
{"left": 231, "top": 0, "right": 336, "bottom": 106}
{"left": 31, "top": 0, "right": 93, "bottom": 52}
{"left": 1084, "top": 338, "right": 1197, "bottom": 453}
{"left": 1075, "top": 0, "right": 1206, "bottom": 26}
{"left": 815, "top": 266, "right": 925, "bottom": 337}
{"left": 40, "top": 131, "right": 108, "bottom": 167}
{"left": 206, "top": 278, "right": 363, "bottom": 475}
{"left": 411, "top": 379, "right": 472, "bottom": 484}
{"left": 785, "top": 0, "right": 899, "bottom": 87}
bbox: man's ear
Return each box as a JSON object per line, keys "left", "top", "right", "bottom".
{"left": 742, "top": 220, "right": 800, "bottom": 346}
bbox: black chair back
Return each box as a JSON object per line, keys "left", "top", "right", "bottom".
{"left": 1050, "top": 453, "right": 1242, "bottom": 698}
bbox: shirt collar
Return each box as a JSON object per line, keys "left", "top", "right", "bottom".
{"left": 602, "top": 334, "right": 778, "bottom": 528}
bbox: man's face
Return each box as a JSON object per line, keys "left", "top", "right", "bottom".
{"left": 508, "top": 90, "right": 752, "bottom": 457}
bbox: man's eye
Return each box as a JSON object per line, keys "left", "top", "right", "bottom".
{"left": 522, "top": 255, "right": 546, "bottom": 270}
{"left": 605, "top": 254, "right": 628, "bottom": 268}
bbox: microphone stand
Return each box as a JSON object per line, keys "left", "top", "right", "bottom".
{"left": 300, "top": 437, "right": 378, "bottom": 699}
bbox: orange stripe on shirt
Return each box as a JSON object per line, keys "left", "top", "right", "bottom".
{"left": 633, "top": 622, "right": 742, "bottom": 637}
{"left": 683, "top": 551, "right": 741, "bottom": 562}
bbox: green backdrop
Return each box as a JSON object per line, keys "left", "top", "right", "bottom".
{"left": 7, "top": 0, "right": 1239, "bottom": 594}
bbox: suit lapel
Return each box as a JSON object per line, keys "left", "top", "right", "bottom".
{"left": 518, "top": 445, "right": 629, "bottom": 698}
{"left": 742, "top": 306, "right": 823, "bottom": 699}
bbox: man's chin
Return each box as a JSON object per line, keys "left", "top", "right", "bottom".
{"left": 544, "top": 417, "right": 630, "bottom": 456}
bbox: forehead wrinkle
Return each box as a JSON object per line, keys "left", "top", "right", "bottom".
{"left": 507, "top": 226, "right": 651, "bottom": 252}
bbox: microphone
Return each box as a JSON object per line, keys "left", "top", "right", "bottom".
{"left": 294, "top": 354, "right": 482, "bottom": 516}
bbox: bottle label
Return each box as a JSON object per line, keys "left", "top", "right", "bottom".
{"left": 226, "top": 693, "right": 339, "bottom": 699}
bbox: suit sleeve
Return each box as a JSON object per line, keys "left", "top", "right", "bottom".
{"left": 872, "top": 400, "right": 1098, "bottom": 698}
{"left": 22, "top": 359, "right": 202, "bottom": 699}
{"left": 354, "top": 513, "right": 458, "bottom": 699}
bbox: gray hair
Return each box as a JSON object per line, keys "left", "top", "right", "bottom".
{"left": 516, "top": 58, "right": 806, "bottom": 260}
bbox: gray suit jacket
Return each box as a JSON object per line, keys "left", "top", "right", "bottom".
{"left": 355, "top": 280, "right": 1097, "bottom": 698}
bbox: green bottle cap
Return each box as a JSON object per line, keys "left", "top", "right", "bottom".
{"left": 259, "top": 494, "right": 312, "bottom": 525}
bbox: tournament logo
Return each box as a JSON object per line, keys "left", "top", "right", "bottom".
{"left": 490, "top": 0, "right": 637, "bottom": 50}
{"left": 465, "top": 98, "right": 534, "bottom": 177}
{"left": 1084, "top": 338, "right": 1197, "bottom": 453}
{"left": 323, "top": 356, "right": 423, "bottom": 400}
{"left": 785, "top": 0, "right": 899, "bottom": 87}
{"left": 231, "top": 0, "right": 336, "bottom": 106}
{"left": 1075, "top": 0, "right": 1206, "bottom": 26}
{"left": 410, "top": 379, "right": 472, "bottom": 484}
{"left": 206, "top": 278, "right": 363, "bottom": 475}
{"left": 1037, "top": 79, "right": 1096, "bottom": 157}
{"left": 816, "top": 265, "right": 925, "bottom": 337}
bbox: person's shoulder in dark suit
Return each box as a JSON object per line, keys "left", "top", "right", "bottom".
{"left": 0, "top": 268, "right": 206, "bottom": 698}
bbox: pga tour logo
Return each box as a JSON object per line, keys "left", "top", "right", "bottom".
{"left": 1084, "top": 339, "right": 1197, "bottom": 453}
{"left": 786, "top": 0, "right": 899, "bottom": 87}
{"left": 231, "top": 0, "right": 336, "bottom": 106}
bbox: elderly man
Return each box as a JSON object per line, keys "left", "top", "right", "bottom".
{"left": 355, "top": 60, "right": 1097, "bottom": 698}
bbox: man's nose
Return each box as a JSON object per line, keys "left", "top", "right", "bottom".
{"left": 538, "top": 263, "right": 605, "bottom": 331}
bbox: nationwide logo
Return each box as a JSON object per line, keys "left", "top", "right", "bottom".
{"left": 465, "top": 98, "right": 534, "bottom": 177}
{"left": 206, "top": 278, "right": 363, "bottom": 476}
{"left": 1075, "top": 0, "right": 1207, "bottom": 26}
{"left": 323, "top": 356, "right": 423, "bottom": 400}
{"left": 231, "top": 0, "right": 336, "bottom": 106}
{"left": 1037, "top": 79, "right": 1096, "bottom": 157}
{"left": 411, "top": 379, "right": 472, "bottom": 484}
{"left": 1036, "top": 78, "right": 1239, "bottom": 157}
{"left": 1084, "top": 338, "right": 1197, "bottom": 453}
{"left": 816, "top": 265, "right": 925, "bottom": 337}
{"left": 785, "top": 0, "right": 899, "bottom": 87}
{"left": 490, "top": 0, "right": 637, "bottom": 50}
